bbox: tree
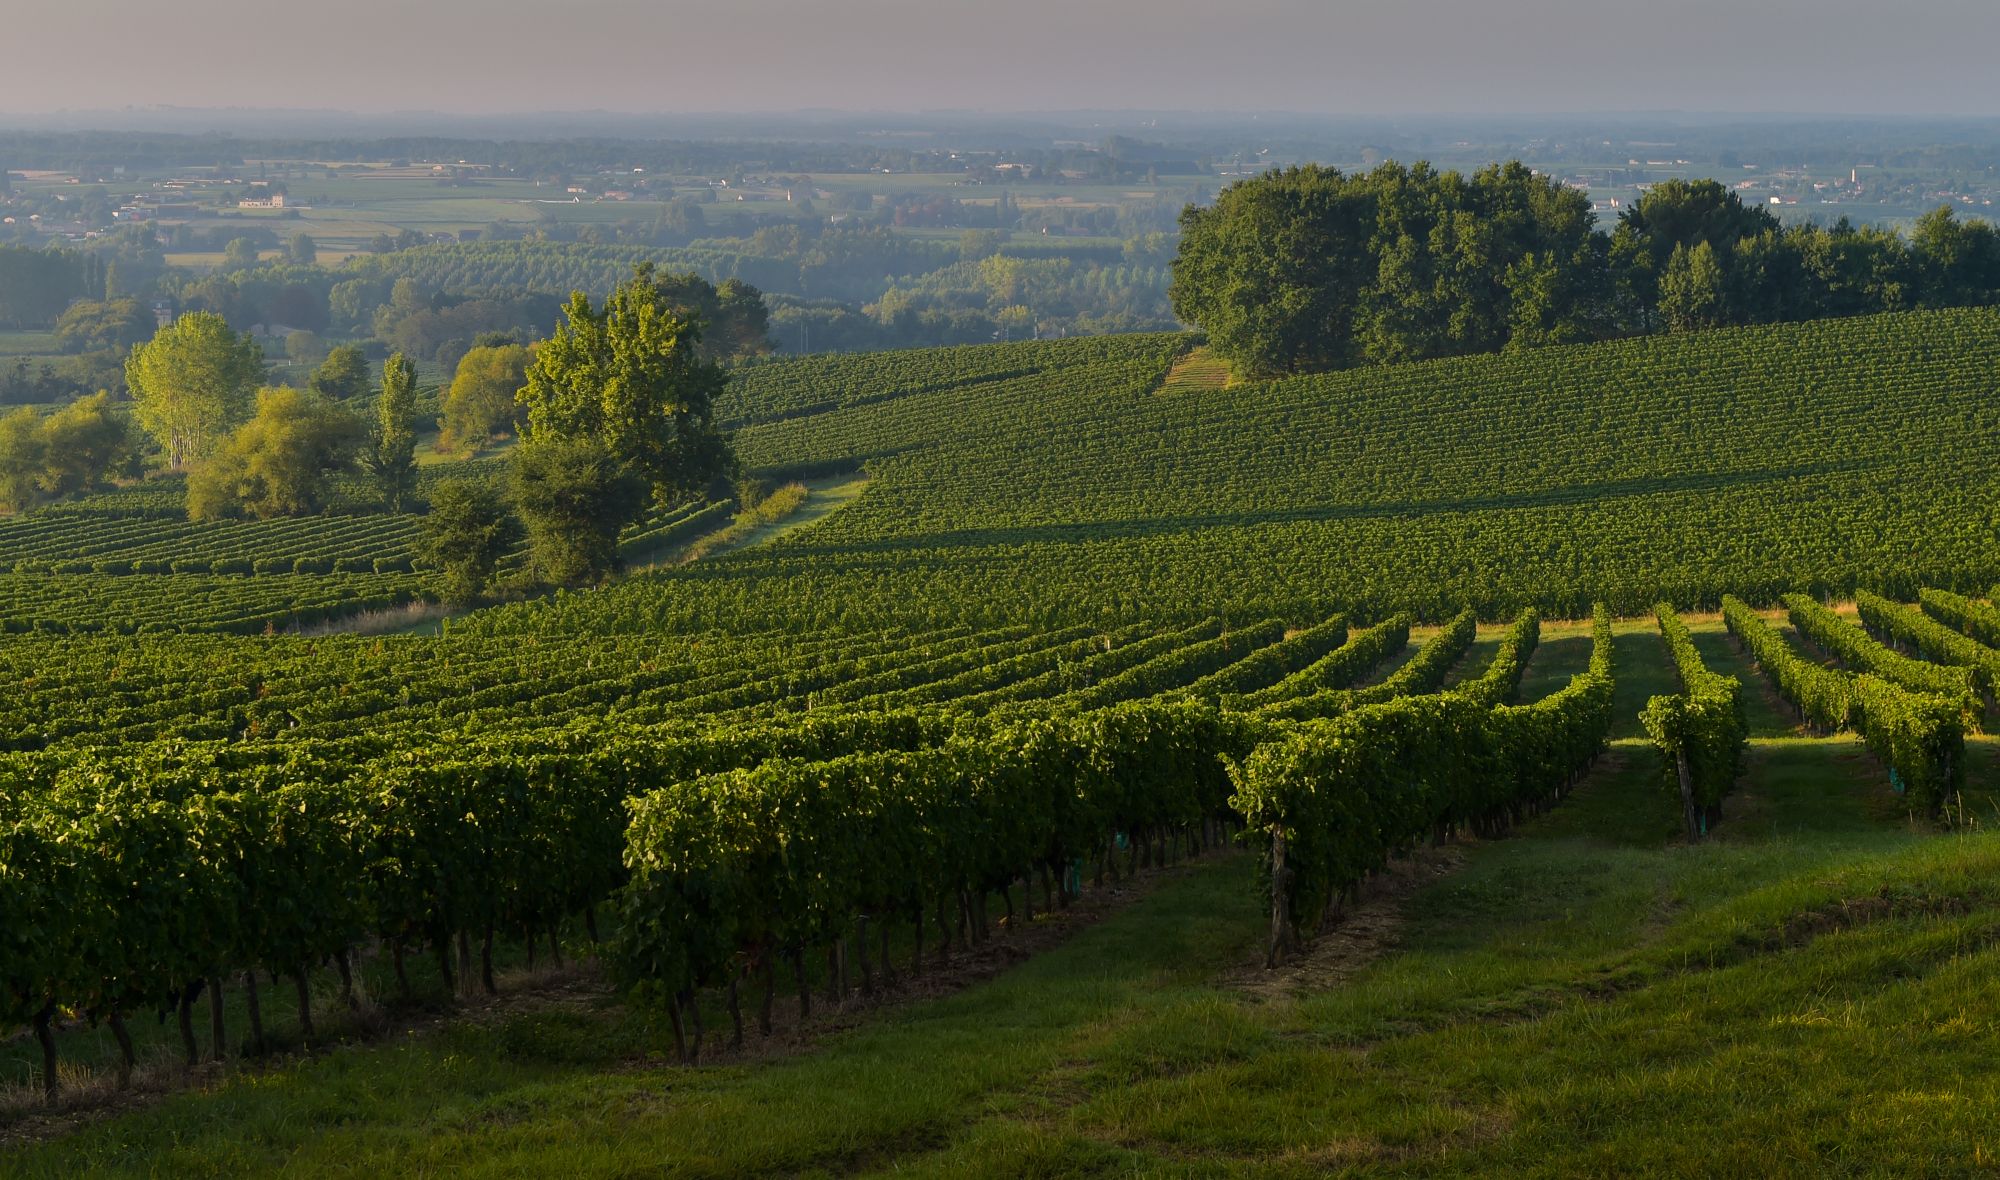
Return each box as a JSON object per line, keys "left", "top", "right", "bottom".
{"left": 1658, "top": 241, "right": 1727, "bottom": 333}
{"left": 287, "top": 233, "right": 318, "bottom": 266}
{"left": 518, "top": 265, "right": 732, "bottom": 501}
{"left": 37, "top": 392, "right": 129, "bottom": 499}
{"left": 186, "top": 387, "right": 362, "bottom": 520}
{"left": 53, "top": 298, "right": 152, "bottom": 354}
{"left": 362, "top": 352, "right": 419, "bottom": 512}
{"left": 285, "top": 330, "right": 326, "bottom": 366}
{"left": 419, "top": 477, "right": 520, "bottom": 604}
{"left": 441, "top": 343, "right": 531, "bottom": 453}
{"left": 308, "top": 345, "right": 371, "bottom": 401}
{"left": 1610, "top": 179, "right": 1778, "bottom": 323}
{"left": 1173, "top": 165, "right": 1414, "bottom": 376}
{"left": 221, "top": 237, "right": 261, "bottom": 272}
{"left": 509, "top": 437, "right": 646, "bottom": 585}
{"left": 712, "top": 278, "right": 774, "bottom": 359}
{"left": 0, "top": 407, "right": 46, "bottom": 512}
{"left": 124, "top": 311, "right": 264, "bottom": 468}
{"left": 1910, "top": 205, "right": 2000, "bottom": 307}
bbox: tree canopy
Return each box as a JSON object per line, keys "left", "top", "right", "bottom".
{"left": 123, "top": 311, "right": 265, "bottom": 468}
{"left": 308, "top": 345, "right": 371, "bottom": 401}
{"left": 363, "top": 352, "right": 419, "bottom": 513}
{"left": 509, "top": 437, "right": 647, "bottom": 586}
{"left": 1173, "top": 160, "right": 2000, "bottom": 377}
{"left": 518, "top": 264, "right": 732, "bottom": 500}
{"left": 420, "top": 476, "right": 521, "bottom": 604}
{"left": 1172, "top": 162, "right": 1609, "bottom": 377}
{"left": 185, "top": 386, "right": 363, "bottom": 520}
{"left": 442, "top": 343, "right": 531, "bottom": 453}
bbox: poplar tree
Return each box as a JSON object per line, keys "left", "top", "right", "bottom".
{"left": 123, "top": 312, "right": 263, "bottom": 468}
{"left": 364, "top": 352, "right": 419, "bottom": 512}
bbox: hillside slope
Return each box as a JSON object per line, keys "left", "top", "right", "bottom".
{"left": 471, "top": 308, "right": 2000, "bottom": 634}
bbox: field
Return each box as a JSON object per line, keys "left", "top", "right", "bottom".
{"left": 7, "top": 612, "right": 2000, "bottom": 1175}
{"left": 507, "top": 307, "right": 2000, "bottom": 632}
{"left": 6, "top": 308, "right": 2000, "bottom": 1175}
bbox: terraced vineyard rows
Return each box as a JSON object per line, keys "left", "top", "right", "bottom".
{"left": 9, "top": 307, "right": 2000, "bottom": 1115}
{"left": 474, "top": 309, "right": 2000, "bottom": 635}
{"left": 0, "top": 573, "right": 424, "bottom": 635}
{"left": 5, "top": 599, "right": 1634, "bottom": 1082}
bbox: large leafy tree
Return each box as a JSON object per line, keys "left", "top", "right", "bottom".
{"left": 37, "top": 393, "right": 130, "bottom": 499}
{"left": 1171, "top": 165, "right": 1374, "bottom": 377}
{"left": 308, "top": 345, "right": 371, "bottom": 401}
{"left": 186, "top": 387, "right": 362, "bottom": 520}
{"left": 509, "top": 438, "right": 647, "bottom": 586}
{"left": 0, "top": 407, "right": 45, "bottom": 512}
{"left": 1608, "top": 178, "right": 1778, "bottom": 323}
{"left": 0, "top": 394, "right": 131, "bottom": 512}
{"left": 1658, "top": 242, "right": 1727, "bottom": 333}
{"left": 52, "top": 298, "right": 153, "bottom": 355}
{"left": 441, "top": 343, "right": 531, "bottom": 453}
{"left": 1171, "top": 162, "right": 1608, "bottom": 378}
{"left": 518, "top": 264, "right": 732, "bottom": 500}
{"left": 363, "top": 352, "right": 419, "bottom": 512}
{"left": 124, "top": 312, "right": 263, "bottom": 468}
{"left": 420, "top": 477, "right": 521, "bottom": 604}
{"left": 1909, "top": 206, "right": 2000, "bottom": 307}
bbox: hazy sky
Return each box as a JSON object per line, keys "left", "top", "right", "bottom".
{"left": 6, "top": 0, "right": 1998, "bottom": 118}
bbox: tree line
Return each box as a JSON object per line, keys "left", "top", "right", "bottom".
{"left": 1172, "top": 163, "right": 2000, "bottom": 377}
{"left": 1, "top": 265, "right": 735, "bottom": 605}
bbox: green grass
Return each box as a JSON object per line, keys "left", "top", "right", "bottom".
{"left": 0, "top": 332, "right": 57, "bottom": 358}
{"left": 14, "top": 617, "right": 2000, "bottom": 1176}
{"left": 674, "top": 473, "right": 868, "bottom": 565}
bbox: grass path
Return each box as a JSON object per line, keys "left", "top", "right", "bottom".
{"left": 13, "top": 617, "right": 2000, "bottom": 1176}
{"left": 709, "top": 473, "right": 869, "bottom": 556}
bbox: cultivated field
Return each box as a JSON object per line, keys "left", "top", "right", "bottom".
{"left": 5, "top": 310, "right": 2000, "bottom": 1175}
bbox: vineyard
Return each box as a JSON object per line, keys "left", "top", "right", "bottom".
{"left": 8, "top": 307, "right": 2000, "bottom": 1174}
{"left": 455, "top": 307, "right": 2000, "bottom": 636}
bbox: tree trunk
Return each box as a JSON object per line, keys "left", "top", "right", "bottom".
{"left": 208, "top": 975, "right": 227, "bottom": 1061}
{"left": 666, "top": 993, "right": 688, "bottom": 1063}
{"left": 33, "top": 1003, "right": 58, "bottom": 1103}
{"left": 727, "top": 968, "right": 745, "bottom": 1049}
{"left": 585, "top": 907, "right": 600, "bottom": 944}
{"left": 686, "top": 988, "right": 704, "bottom": 1062}
{"left": 857, "top": 915, "right": 875, "bottom": 995}
{"left": 109, "top": 1010, "right": 135, "bottom": 1089}
{"left": 1675, "top": 750, "right": 1700, "bottom": 843}
{"left": 911, "top": 911, "right": 925, "bottom": 977}
{"left": 457, "top": 930, "right": 472, "bottom": 995}
{"left": 549, "top": 926, "right": 563, "bottom": 968}
{"left": 792, "top": 946, "right": 811, "bottom": 1020}
{"left": 435, "top": 935, "right": 456, "bottom": 996}
{"left": 480, "top": 926, "right": 497, "bottom": 995}
{"left": 759, "top": 956, "right": 776, "bottom": 1036}
{"left": 243, "top": 969, "right": 265, "bottom": 1055}
{"left": 391, "top": 940, "right": 411, "bottom": 1001}
{"left": 878, "top": 917, "right": 895, "bottom": 988}
{"left": 295, "top": 968, "right": 316, "bottom": 1040}
{"left": 335, "top": 949, "right": 361, "bottom": 1012}
{"left": 1266, "top": 833, "right": 1294, "bottom": 969}
{"left": 177, "top": 980, "right": 201, "bottom": 1069}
